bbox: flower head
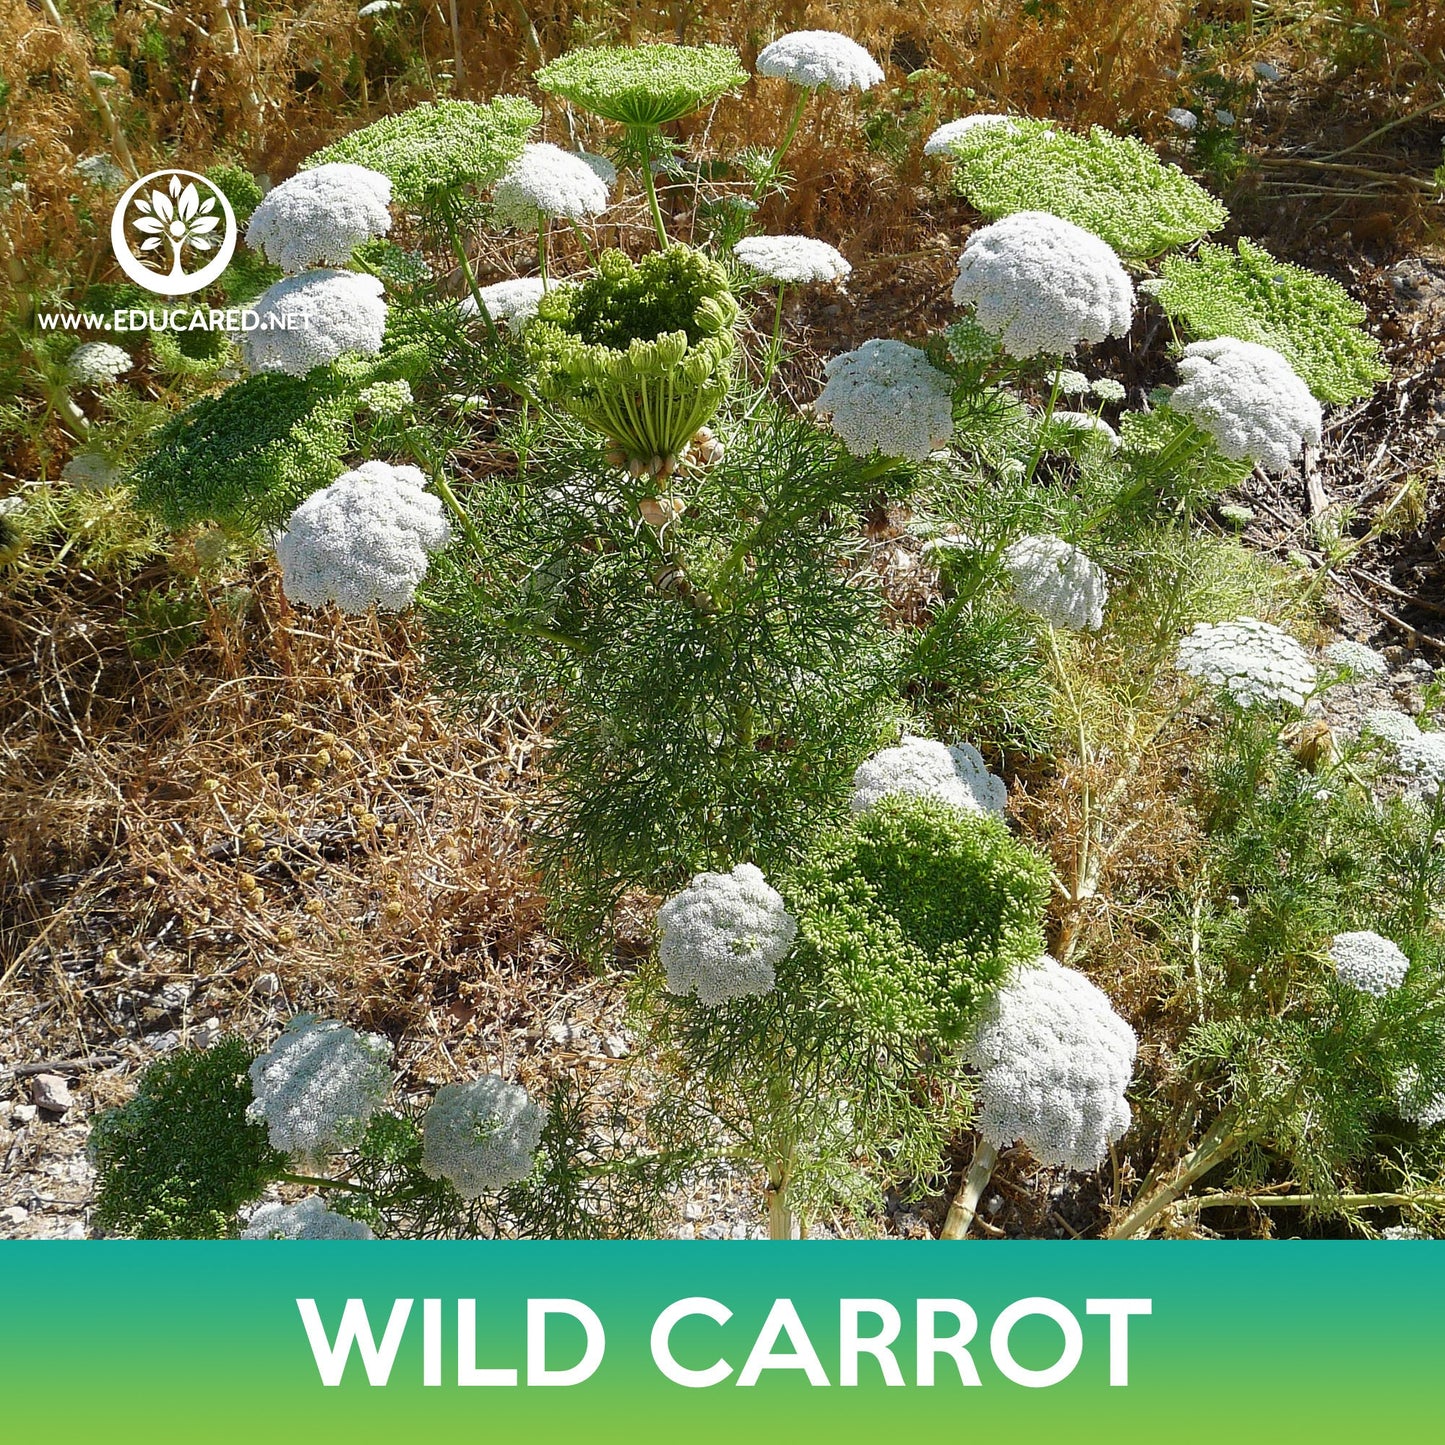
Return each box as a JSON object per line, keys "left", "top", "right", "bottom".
{"left": 1398, "top": 1068, "right": 1445, "bottom": 1128}
{"left": 275, "top": 460, "right": 451, "bottom": 613}
{"left": 1090, "top": 377, "right": 1127, "bottom": 403}
{"left": 246, "top": 164, "right": 392, "bottom": 273}
{"left": 68, "top": 341, "right": 132, "bottom": 387}
{"left": 305, "top": 98, "right": 539, "bottom": 208}
{"left": 1169, "top": 338, "right": 1322, "bottom": 473}
{"left": 924, "top": 114, "right": 1019, "bottom": 155}
{"left": 966, "top": 955, "right": 1137, "bottom": 1170}
{"left": 658, "top": 863, "right": 797, "bottom": 1005}
{"left": 1002, "top": 534, "right": 1109, "bottom": 631}
{"left": 242, "top": 269, "right": 387, "bottom": 377}
{"left": 1045, "top": 410, "right": 1121, "bottom": 449}
{"left": 732, "top": 234, "right": 850, "bottom": 285}
{"left": 536, "top": 44, "right": 746, "bottom": 127}
{"left": 850, "top": 734, "right": 1007, "bottom": 816}
{"left": 246, "top": 1014, "right": 393, "bottom": 1159}
{"left": 492, "top": 142, "right": 611, "bottom": 227}
{"left": 813, "top": 338, "right": 954, "bottom": 460}
{"left": 1324, "top": 639, "right": 1387, "bottom": 677}
{"left": 1362, "top": 711, "right": 1445, "bottom": 799}
{"left": 242, "top": 1196, "right": 375, "bottom": 1239}
{"left": 357, "top": 378, "right": 413, "bottom": 415}
{"left": 1176, "top": 617, "right": 1317, "bottom": 709}
{"left": 420, "top": 1075, "right": 545, "bottom": 1196}
{"left": 755, "top": 31, "right": 883, "bottom": 92}
{"left": 1329, "top": 930, "right": 1409, "bottom": 996}
{"left": 460, "top": 276, "right": 547, "bottom": 333}
{"left": 952, "top": 211, "right": 1134, "bottom": 358}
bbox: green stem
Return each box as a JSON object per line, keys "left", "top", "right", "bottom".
{"left": 939, "top": 1139, "right": 1000, "bottom": 1239}
{"left": 1022, "top": 359, "right": 1064, "bottom": 487}
{"left": 279, "top": 1172, "right": 369, "bottom": 1195}
{"left": 635, "top": 126, "right": 670, "bottom": 249}
{"left": 1108, "top": 1109, "right": 1247, "bottom": 1238}
{"left": 568, "top": 218, "right": 597, "bottom": 267}
{"left": 443, "top": 207, "right": 502, "bottom": 348}
{"left": 1183, "top": 1189, "right": 1445, "bottom": 1214}
{"left": 762, "top": 285, "right": 787, "bottom": 388}
{"left": 756, "top": 89, "right": 810, "bottom": 202}
{"left": 537, "top": 216, "right": 549, "bottom": 288}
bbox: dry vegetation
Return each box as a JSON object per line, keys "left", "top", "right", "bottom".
{"left": 2, "top": 1, "right": 1444, "bottom": 1238}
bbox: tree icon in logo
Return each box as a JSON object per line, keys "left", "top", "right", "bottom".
{"left": 110, "top": 169, "right": 238, "bottom": 297}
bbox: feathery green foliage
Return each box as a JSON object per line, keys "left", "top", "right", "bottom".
{"left": 1157, "top": 239, "right": 1389, "bottom": 404}
{"left": 787, "top": 795, "right": 1051, "bottom": 1045}
{"left": 526, "top": 247, "right": 739, "bottom": 466}
{"left": 941, "top": 119, "right": 1227, "bottom": 259}
{"left": 204, "top": 163, "right": 263, "bottom": 224}
{"left": 305, "top": 97, "right": 540, "bottom": 206}
{"left": 89, "top": 1039, "right": 285, "bottom": 1239}
{"left": 131, "top": 368, "right": 360, "bottom": 531}
{"left": 535, "top": 44, "right": 747, "bottom": 128}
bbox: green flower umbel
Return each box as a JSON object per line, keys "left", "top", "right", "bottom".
{"left": 535, "top": 44, "right": 747, "bottom": 127}
{"left": 526, "top": 247, "right": 739, "bottom": 473}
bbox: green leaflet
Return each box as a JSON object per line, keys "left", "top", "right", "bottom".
{"left": 1158, "top": 239, "right": 1388, "bottom": 404}
{"left": 536, "top": 44, "right": 747, "bottom": 128}
{"left": 305, "top": 97, "right": 540, "bottom": 207}
{"left": 941, "top": 119, "right": 1227, "bottom": 260}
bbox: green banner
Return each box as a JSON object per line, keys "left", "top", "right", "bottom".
{"left": 2, "top": 1242, "right": 1439, "bottom": 1441}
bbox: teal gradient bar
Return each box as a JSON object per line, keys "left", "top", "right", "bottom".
{"left": 1, "top": 1242, "right": 1440, "bottom": 1442}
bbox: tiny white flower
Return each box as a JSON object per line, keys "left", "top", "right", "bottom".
{"left": 1002, "top": 533, "right": 1109, "bottom": 631}
{"left": 733, "top": 234, "right": 850, "bottom": 285}
{"left": 1047, "top": 410, "right": 1121, "bottom": 449}
{"left": 242, "top": 1196, "right": 375, "bottom": 1239}
{"left": 1090, "top": 377, "right": 1127, "bottom": 404}
{"left": 1329, "top": 930, "right": 1409, "bottom": 996}
{"left": 755, "top": 30, "right": 884, "bottom": 91}
{"left": 421, "top": 1075, "right": 545, "bottom": 1196}
{"left": 1324, "top": 639, "right": 1388, "bottom": 677}
{"left": 242, "top": 269, "right": 387, "bottom": 377}
{"left": 1176, "top": 617, "right": 1317, "bottom": 709}
{"left": 851, "top": 734, "right": 1007, "bottom": 815}
{"left": 247, "top": 163, "right": 392, "bottom": 273}
{"left": 68, "top": 341, "right": 132, "bottom": 387}
{"left": 459, "top": 276, "right": 547, "bottom": 333}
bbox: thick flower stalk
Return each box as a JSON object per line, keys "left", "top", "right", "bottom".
{"left": 1002, "top": 533, "right": 1109, "bottom": 632}
{"left": 951, "top": 211, "right": 1134, "bottom": 358}
{"left": 491, "top": 142, "right": 611, "bottom": 228}
{"left": 245, "top": 163, "right": 393, "bottom": 273}
{"left": 755, "top": 31, "right": 883, "bottom": 91}
{"left": 241, "top": 1196, "right": 375, "bottom": 1239}
{"left": 420, "top": 1075, "right": 545, "bottom": 1196}
{"left": 943, "top": 955, "right": 1136, "bottom": 1238}
{"left": 246, "top": 1015, "right": 393, "bottom": 1160}
{"left": 850, "top": 734, "right": 1007, "bottom": 816}
{"left": 1168, "top": 338, "right": 1322, "bottom": 473}
{"left": 274, "top": 461, "right": 452, "bottom": 613}
{"left": 241, "top": 270, "right": 387, "bottom": 377}
{"left": 1175, "top": 617, "right": 1317, "bottom": 709}
{"left": 1329, "top": 931, "right": 1410, "bottom": 997}
{"left": 813, "top": 338, "right": 954, "bottom": 460}
{"left": 658, "top": 863, "right": 797, "bottom": 1005}
{"left": 525, "top": 247, "right": 739, "bottom": 473}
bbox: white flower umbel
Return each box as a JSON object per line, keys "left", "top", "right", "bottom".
{"left": 1002, "top": 533, "right": 1109, "bottom": 632}
{"left": 1046, "top": 410, "right": 1121, "bottom": 449}
{"left": 245, "top": 163, "right": 392, "bottom": 273}
{"left": 358, "top": 378, "right": 413, "bottom": 415}
{"left": 1362, "top": 711, "right": 1445, "bottom": 799}
{"left": 967, "top": 955, "right": 1137, "bottom": 1170}
{"left": 241, "top": 1196, "right": 375, "bottom": 1240}
{"left": 242, "top": 269, "right": 387, "bottom": 376}
{"left": 1329, "top": 930, "right": 1409, "bottom": 996}
{"left": 492, "top": 142, "right": 611, "bottom": 227}
{"left": 575, "top": 149, "right": 617, "bottom": 188}
{"left": 420, "top": 1075, "right": 545, "bottom": 1197}
{"left": 1090, "top": 377, "right": 1127, "bottom": 403}
{"left": 951, "top": 211, "right": 1134, "bottom": 358}
{"left": 275, "top": 460, "right": 451, "bottom": 614}
{"left": 1169, "top": 338, "right": 1322, "bottom": 474}
{"left": 246, "top": 1014, "right": 393, "bottom": 1160}
{"left": 813, "top": 338, "right": 954, "bottom": 460}
{"left": 924, "top": 114, "right": 1018, "bottom": 154}
{"left": 1176, "top": 617, "right": 1317, "bottom": 709}
{"left": 658, "top": 863, "right": 797, "bottom": 1005}
{"left": 733, "top": 235, "right": 851, "bottom": 285}
{"left": 68, "top": 341, "right": 132, "bottom": 386}
{"left": 850, "top": 734, "right": 1007, "bottom": 816}
{"left": 1398, "top": 1068, "right": 1445, "bottom": 1128}
{"left": 1324, "top": 639, "right": 1388, "bottom": 677}
{"left": 755, "top": 31, "right": 883, "bottom": 91}
{"left": 459, "top": 276, "right": 547, "bottom": 333}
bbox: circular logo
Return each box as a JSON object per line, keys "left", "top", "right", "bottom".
{"left": 110, "top": 169, "right": 238, "bottom": 297}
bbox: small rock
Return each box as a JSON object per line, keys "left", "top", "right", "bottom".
{"left": 1, "top": 1205, "right": 28, "bottom": 1227}
{"left": 683, "top": 1199, "right": 702, "bottom": 1221}
{"left": 193, "top": 1016, "right": 222, "bottom": 1049}
{"left": 11, "top": 1103, "right": 38, "bottom": 1124}
{"left": 673, "top": 1224, "right": 697, "bottom": 1240}
{"left": 600, "top": 1034, "right": 629, "bottom": 1059}
{"left": 155, "top": 980, "right": 192, "bottom": 1011}
{"left": 144, "top": 1030, "right": 181, "bottom": 1053}
{"left": 985, "top": 1194, "right": 1004, "bottom": 1215}
{"left": 729, "top": 1222, "right": 750, "bottom": 1239}
{"left": 31, "top": 1074, "right": 73, "bottom": 1115}
{"left": 700, "top": 1221, "right": 728, "bottom": 1240}
{"left": 254, "top": 971, "right": 282, "bottom": 997}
